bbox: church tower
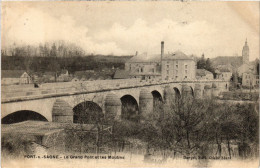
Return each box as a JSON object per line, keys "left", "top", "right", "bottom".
{"left": 242, "top": 39, "right": 249, "bottom": 64}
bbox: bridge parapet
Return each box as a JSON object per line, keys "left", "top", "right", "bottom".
{"left": 2, "top": 79, "right": 227, "bottom": 103}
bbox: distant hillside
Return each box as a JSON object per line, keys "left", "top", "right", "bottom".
{"left": 1, "top": 55, "right": 133, "bottom": 74}
{"left": 88, "top": 55, "right": 133, "bottom": 63}
{"left": 211, "top": 56, "right": 243, "bottom": 69}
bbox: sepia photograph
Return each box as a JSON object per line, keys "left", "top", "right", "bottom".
{"left": 1, "top": 1, "right": 259, "bottom": 168}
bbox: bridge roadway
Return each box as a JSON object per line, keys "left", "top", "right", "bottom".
{"left": 1, "top": 78, "right": 229, "bottom": 123}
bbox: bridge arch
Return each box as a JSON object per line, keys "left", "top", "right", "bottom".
{"left": 151, "top": 90, "right": 163, "bottom": 113}
{"left": 120, "top": 94, "right": 139, "bottom": 121}
{"left": 1, "top": 110, "right": 48, "bottom": 124}
{"left": 73, "top": 101, "right": 104, "bottom": 124}
{"left": 151, "top": 90, "right": 163, "bottom": 102}
{"left": 173, "top": 87, "right": 181, "bottom": 99}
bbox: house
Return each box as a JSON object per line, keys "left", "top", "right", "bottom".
{"left": 242, "top": 71, "right": 259, "bottom": 88}
{"left": 1, "top": 70, "right": 32, "bottom": 85}
{"left": 236, "top": 40, "right": 259, "bottom": 88}
{"left": 196, "top": 69, "right": 214, "bottom": 80}
{"left": 215, "top": 68, "right": 232, "bottom": 81}
{"left": 57, "top": 69, "right": 70, "bottom": 82}
{"left": 238, "top": 60, "right": 259, "bottom": 88}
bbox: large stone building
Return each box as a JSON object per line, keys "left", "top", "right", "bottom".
{"left": 161, "top": 50, "right": 196, "bottom": 81}
{"left": 125, "top": 53, "right": 161, "bottom": 80}
{"left": 237, "top": 40, "right": 259, "bottom": 88}
{"left": 125, "top": 41, "right": 196, "bottom": 81}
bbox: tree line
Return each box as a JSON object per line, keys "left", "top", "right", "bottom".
{"left": 1, "top": 56, "right": 126, "bottom": 75}
{"left": 111, "top": 96, "right": 258, "bottom": 159}
{"left": 1, "top": 41, "right": 85, "bottom": 58}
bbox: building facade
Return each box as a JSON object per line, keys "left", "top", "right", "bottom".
{"left": 125, "top": 53, "right": 161, "bottom": 80}
{"left": 161, "top": 51, "right": 196, "bottom": 80}
{"left": 242, "top": 72, "right": 259, "bottom": 88}
{"left": 216, "top": 70, "right": 232, "bottom": 81}
{"left": 125, "top": 41, "right": 196, "bottom": 81}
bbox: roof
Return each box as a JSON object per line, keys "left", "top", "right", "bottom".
{"left": 163, "top": 51, "right": 194, "bottom": 60}
{"left": 129, "top": 72, "right": 161, "bottom": 76}
{"left": 196, "top": 69, "right": 213, "bottom": 76}
{"left": 212, "top": 56, "right": 243, "bottom": 69}
{"left": 1, "top": 70, "right": 27, "bottom": 78}
{"left": 126, "top": 53, "right": 162, "bottom": 63}
{"left": 113, "top": 69, "right": 130, "bottom": 79}
{"left": 127, "top": 51, "right": 194, "bottom": 63}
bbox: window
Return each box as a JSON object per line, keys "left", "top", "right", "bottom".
{"left": 176, "top": 61, "right": 178, "bottom": 64}
{"left": 176, "top": 65, "right": 178, "bottom": 68}
{"left": 185, "top": 70, "right": 188, "bottom": 74}
{"left": 185, "top": 76, "right": 187, "bottom": 79}
{"left": 175, "top": 76, "right": 178, "bottom": 79}
{"left": 167, "top": 70, "right": 169, "bottom": 74}
{"left": 141, "top": 68, "right": 143, "bottom": 73}
{"left": 152, "top": 68, "right": 155, "bottom": 73}
{"left": 185, "top": 65, "right": 188, "bottom": 69}
{"left": 176, "top": 70, "right": 178, "bottom": 74}
{"left": 167, "top": 65, "right": 169, "bottom": 69}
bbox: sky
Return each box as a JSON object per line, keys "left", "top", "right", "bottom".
{"left": 1, "top": 1, "right": 259, "bottom": 60}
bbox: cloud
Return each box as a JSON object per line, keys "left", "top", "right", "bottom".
{"left": 2, "top": 6, "right": 127, "bottom": 55}
{"left": 95, "top": 18, "right": 220, "bottom": 56}
{"left": 95, "top": 18, "right": 259, "bottom": 60}
{"left": 2, "top": 3, "right": 259, "bottom": 60}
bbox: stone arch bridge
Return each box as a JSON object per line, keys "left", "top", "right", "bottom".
{"left": 1, "top": 79, "right": 229, "bottom": 124}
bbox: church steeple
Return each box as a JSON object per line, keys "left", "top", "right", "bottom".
{"left": 242, "top": 39, "right": 249, "bottom": 64}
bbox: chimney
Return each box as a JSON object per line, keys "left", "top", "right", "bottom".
{"left": 161, "top": 41, "right": 164, "bottom": 74}
{"left": 161, "top": 41, "right": 164, "bottom": 60}
{"left": 135, "top": 51, "right": 138, "bottom": 56}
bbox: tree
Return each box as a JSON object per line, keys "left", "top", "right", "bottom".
{"left": 197, "top": 54, "right": 215, "bottom": 75}
{"left": 149, "top": 95, "right": 211, "bottom": 156}
{"left": 50, "top": 43, "right": 57, "bottom": 57}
